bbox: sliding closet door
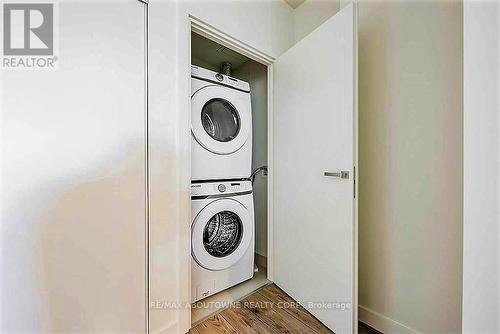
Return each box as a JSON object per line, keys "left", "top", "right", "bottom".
{"left": 273, "top": 4, "right": 357, "bottom": 334}
{"left": 1, "top": 1, "right": 147, "bottom": 332}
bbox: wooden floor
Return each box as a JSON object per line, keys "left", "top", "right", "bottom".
{"left": 189, "top": 284, "right": 380, "bottom": 334}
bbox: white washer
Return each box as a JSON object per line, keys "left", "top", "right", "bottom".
{"left": 191, "top": 65, "right": 252, "bottom": 181}
{"left": 191, "top": 180, "right": 254, "bottom": 302}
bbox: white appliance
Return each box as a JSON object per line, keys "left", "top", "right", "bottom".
{"left": 191, "top": 65, "right": 252, "bottom": 181}
{"left": 191, "top": 180, "right": 254, "bottom": 302}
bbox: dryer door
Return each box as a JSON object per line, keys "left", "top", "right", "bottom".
{"left": 191, "top": 85, "right": 251, "bottom": 155}
{"left": 192, "top": 198, "right": 253, "bottom": 270}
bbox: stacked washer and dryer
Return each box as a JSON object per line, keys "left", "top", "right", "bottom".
{"left": 190, "top": 65, "right": 255, "bottom": 302}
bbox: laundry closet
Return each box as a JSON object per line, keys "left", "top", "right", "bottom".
{"left": 190, "top": 31, "right": 270, "bottom": 323}
{"left": 182, "top": 4, "right": 357, "bottom": 333}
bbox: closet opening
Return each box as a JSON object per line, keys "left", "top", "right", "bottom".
{"left": 189, "top": 30, "right": 271, "bottom": 325}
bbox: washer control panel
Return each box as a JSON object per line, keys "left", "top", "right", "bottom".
{"left": 191, "top": 65, "right": 250, "bottom": 92}
{"left": 191, "top": 180, "right": 252, "bottom": 197}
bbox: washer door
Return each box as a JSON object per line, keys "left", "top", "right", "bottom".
{"left": 191, "top": 85, "right": 250, "bottom": 155}
{"left": 192, "top": 198, "right": 253, "bottom": 271}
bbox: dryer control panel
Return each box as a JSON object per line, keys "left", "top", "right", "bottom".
{"left": 191, "top": 65, "right": 250, "bottom": 92}
{"left": 191, "top": 180, "right": 252, "bottom": 197}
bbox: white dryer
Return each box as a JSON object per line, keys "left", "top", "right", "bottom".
{"left": 191, "top": 65, "right": 252, "bottom": 181}
{"left": 191, "top": 180, "right": 254, "bottom": 302}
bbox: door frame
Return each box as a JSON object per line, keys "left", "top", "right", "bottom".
{"left": 186, "top": 12, "right": 358, "bottom": 332}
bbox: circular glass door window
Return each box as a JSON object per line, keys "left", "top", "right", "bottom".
{"left": 201, "top": 99, "right": 240, "bottom": 142}
{"left": 203, "top": 211, "right": 243, "bottom": 257}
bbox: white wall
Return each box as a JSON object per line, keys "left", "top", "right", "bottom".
{"left": 358, "top": 1, "right": 463, "bottom": 333}
{"left": 292, "top": 0, "right": 340, "bottom": 42}
{"left": 149, "top": 1, "right": 189, "bottom": 333}
{"left": 184, "top": 0, "right": 294, "bottom": 59}
{"left": 463, "top": 2, "right": 500, "bottom": 333}
{"left": 149, "top": 1, "right": 294, "bottom": 332}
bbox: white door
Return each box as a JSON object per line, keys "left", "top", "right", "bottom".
{"left": 273, "top": 3, "right": 357, "bottom": 333}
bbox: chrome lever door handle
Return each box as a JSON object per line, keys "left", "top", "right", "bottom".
{"left": 324, "top": 171, "right": 350, "bottom": 179}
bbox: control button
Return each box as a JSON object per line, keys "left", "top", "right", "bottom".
{"left": 218, "top": 184, "right": 226, "bottom": 192}
{"left": 215, "top": 73, "right": 223, "bottom": 81}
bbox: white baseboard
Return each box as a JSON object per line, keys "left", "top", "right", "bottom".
{"left": 151, "top": 320, "right": 179, "bottom": 334}
{"left": 359, "top": 305, "right": 419, "bottom": 334}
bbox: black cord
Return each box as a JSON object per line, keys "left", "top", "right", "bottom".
{"left": 251, "top": 165, "right": 268, "bottom": 184}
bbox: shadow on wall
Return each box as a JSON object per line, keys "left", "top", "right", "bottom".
{"left": 357, "top": 1, "right": 463, "bottom": 333}
{"left": 34, "top": 146, "right": 146, "bottom": 332}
